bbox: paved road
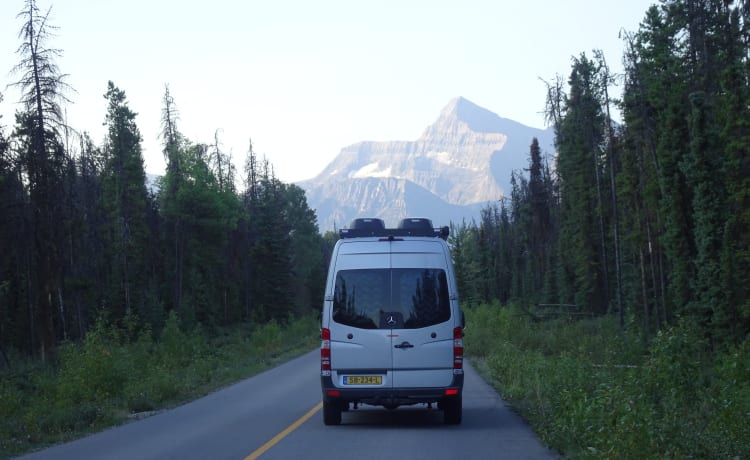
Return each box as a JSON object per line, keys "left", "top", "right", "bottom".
{"left": 18, "top": 350, "right": 557, "bottom": 460}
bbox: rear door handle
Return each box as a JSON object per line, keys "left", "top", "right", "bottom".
{"left": 394, "top": 341, "right": 414, "bottom": 349}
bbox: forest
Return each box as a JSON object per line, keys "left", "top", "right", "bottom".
{"left": 451, "top": 0, "right": 750, "bottom": 349}
{"left": 447, "top": 2, "right": 749, "bottom": 455}
{"left": 0, "top": 0, "right": 333, "bottom": 364}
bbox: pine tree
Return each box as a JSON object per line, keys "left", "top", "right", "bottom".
{"left": 448, "top": 221, "right": 482, "bottom": 307}
{"left": 10, "top": 0, "right": 73, "bottom": 360}
{"left": 0, "top": 91, "right": 26, "bottom": 355}
{"left": 250, "top": 160, "right": 292, "bottom": 322}
{"left": 67, "top": 133, "right": 108, "bottom": 339}
{"left": 644, "top": 3, "right": 696, "bottom": 315}
{"left": 621, "top": 23, "right": 670, "bottom": 332}
{"left": 526, "top": 138, "right": 556, "bottom": 303}
{"left": 159, "top": 84, "right": 186, "bottom": 315}
{"left": 284, "top": 183, "right": 325, "bottom": 315}
{"left": 717, "top": 4, "right": 750, "bottom": 341}
{"left": 555, "top": 54, "right": 610, "bottom": 314}
{"left": 101, "top": 81, "right": 150, "bottom": 322}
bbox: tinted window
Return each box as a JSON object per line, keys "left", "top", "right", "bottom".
{"left": 332, "top": 268, "right": 450, "bottom": 329}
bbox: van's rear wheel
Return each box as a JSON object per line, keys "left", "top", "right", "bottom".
{"left": 323, "top": 400, "right": 342, "bottom": 425}
{"left": 443, "top": 395, "right": 462, "bottom": 425}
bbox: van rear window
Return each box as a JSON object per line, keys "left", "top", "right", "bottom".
{"left": 332, "top": 268, "right": 450, "bottom": 329}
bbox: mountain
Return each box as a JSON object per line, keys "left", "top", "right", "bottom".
{"left": 299, "top": 97, "right": 555, "bottom": 232}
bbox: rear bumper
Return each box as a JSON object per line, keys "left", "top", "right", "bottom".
{"left": 321, "top": 373, "right": 464, "bottom": 406}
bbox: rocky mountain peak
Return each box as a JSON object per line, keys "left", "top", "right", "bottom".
{"left": 434, "top": 96, "right": 503, "bottom": 133}
{"left": 299, "top": 98, "right": 555, "bottom": 232}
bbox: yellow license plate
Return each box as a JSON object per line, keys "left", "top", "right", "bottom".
{"left": 343, "top": 375, "right": 382, "bottom": 385}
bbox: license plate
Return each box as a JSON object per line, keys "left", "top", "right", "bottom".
{"left": 343, "top": 375, "right": 382, "bottom": 385}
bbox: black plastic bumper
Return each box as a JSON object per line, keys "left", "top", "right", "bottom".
{"left": 321, "top": 373, "right": 464, "bottom": 406}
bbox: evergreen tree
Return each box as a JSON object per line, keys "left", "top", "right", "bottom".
{"left": 10, "top": 0, "right": 72, "bottom": 360}
{"left": 66, "top": 133, "right": 108, "bottom": 339}
{"left": 717, "top": 4, "right": 750, "bottom": 341}
{"left": 101, "top": 81, "right": 150, "bottom": 322}
{"left": 621, "top": 24, "right": 670, "bottom": 332}
{"left": 525, "top": 138, "right": 556, "bottom": 304}
{"left": 448, "top": 221, "right": 482, "bottom": 307}
{"left": 555, "top": 54, "right": 610, "bottom": 314}
{"left": 497, "top": 199, "right": 515, "bottom": 303}
{"left": 159, "top": 84, "right": 186, "bottom": 315}
{"left": 641, "top": 4, "right": 696, "bottom": 315}
{"left": 250, "top": 160, "right": 293, "bottom": 322}
{"left": 0, "top": 92, "right": 28, "bottom": 354}
{"left": 478, "top": 203, "right": 501, "bottom": 302}
{"left": 284, "top": 183, "right": 325, "bottom": 315}
{"left": 507, "top": 173, "right": 528, "bottom": 301}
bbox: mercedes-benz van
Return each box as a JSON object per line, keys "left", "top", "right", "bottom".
{"left": 320, "top": 217, "right": 464, "bottom": 425}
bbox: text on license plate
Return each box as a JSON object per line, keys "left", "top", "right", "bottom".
{"left": 343, "top": 375, "right": 382, "bottom": 385}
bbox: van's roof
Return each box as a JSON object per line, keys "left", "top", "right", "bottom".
{"left": 340, "top": 217, "right": 449, "bottom": 240}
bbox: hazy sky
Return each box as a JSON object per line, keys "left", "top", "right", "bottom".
{"left": 1, "top": 0, "right": 656, "bottom": 183}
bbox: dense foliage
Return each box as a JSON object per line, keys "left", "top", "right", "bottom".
{"left": 0, "top": 1, "right": 327, "bottom": 364}
{"left": 452, "top": 0, "right": 750, "bottom": 348}
{"left": 464, "top": 304, "right": 749, "bottom": 458}
{"left": 0, "top": 312, "right": 319, "bottom": 457}
{"left": 454, "top": 2, "right": 750, "bottom": 455}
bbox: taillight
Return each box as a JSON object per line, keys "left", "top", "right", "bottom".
{"left": 453, "top": 327, "right": 463, "bottom": 372}
{"left": 321, "top": 328, "right": 331, "bottom": 376}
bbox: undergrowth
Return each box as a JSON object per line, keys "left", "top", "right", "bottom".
{"left": 0, "top": 312, "right": 319, "bottom": 458}
{"left": 464, "top": 302, "right": 750, "bottom": 459}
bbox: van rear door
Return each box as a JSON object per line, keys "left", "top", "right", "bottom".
{"left": 328, "top": 244, "right": 392, "bottom": 390}
{"left": 389, "top": 243, "right": 455, "bottom": 388}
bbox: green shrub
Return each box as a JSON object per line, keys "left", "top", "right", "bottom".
{"left": 2, "top": 312, "right": 320, "bottom": 459}
{"left": 0, "top": 376, "right": 27, "bottom": 452}
{"left": 464, "top": 303, "right": 749, "bottom": 459}
{"left": 710, "top": 336, "right": 750, "bottom": 458}
{"left": 250, "top": 319, "right": 283, "bottom": 354}
{"left": 56, "top": 319, "right": 129, "bottom": 405}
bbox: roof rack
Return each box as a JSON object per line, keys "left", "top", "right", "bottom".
{"left": 340, "top": 218, "right": 450, "bottom": 240}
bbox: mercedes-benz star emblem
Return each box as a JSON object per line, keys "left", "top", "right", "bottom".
{"left": 386, "top": 315, "right": 396, "bottom": 326}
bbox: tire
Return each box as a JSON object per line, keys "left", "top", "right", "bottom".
{"left": 323, "top": 399, "right": 342, "bottom": 425}
{"left": 443, "top": 395, "right": 462, "bottom": 425}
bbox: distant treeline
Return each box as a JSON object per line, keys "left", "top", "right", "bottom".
{"left": 0, "top": 1, "right": 335, "bottom": 362}
{"left": 451, "top": 0, "right": 749, "bottom": 348}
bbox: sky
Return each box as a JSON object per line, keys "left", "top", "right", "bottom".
{"left": 1, "top": 0, "right": 657, "bottom": 184}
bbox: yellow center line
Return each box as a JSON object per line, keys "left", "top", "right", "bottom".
{"left": 244, "top": 401, "right": 323, "bottom": 460}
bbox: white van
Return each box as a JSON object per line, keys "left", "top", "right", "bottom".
{"left": 320, "top": 217, "right": 464, "bottom": 425}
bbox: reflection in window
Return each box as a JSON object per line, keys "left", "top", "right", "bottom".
{"left": 404, "top": 269, "right": 451, "bottom": 328}
{"left": 333, "top": 268, "right": 450, "bottom": 329}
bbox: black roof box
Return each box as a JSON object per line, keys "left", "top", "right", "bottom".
{"left": 340, "top": 217, "right": 449, "bottom": 240}
{"left": 348, "top": 218, "right": 385, "bottom": 231}
{"left": 397, "top": 218, "right": 433, "bottom": 231}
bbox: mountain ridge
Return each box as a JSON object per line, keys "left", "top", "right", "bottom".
{"left": 299, "top": 97, "right": 555, "bottom": 232}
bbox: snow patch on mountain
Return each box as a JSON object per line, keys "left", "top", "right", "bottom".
{"left": 425, "top": 150, "right": 454, "bottom": 166}
{"left": 351, "top": 162, "right": 393, "bottom": 179}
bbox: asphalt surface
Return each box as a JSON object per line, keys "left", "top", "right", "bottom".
{"left": 17, "top": 350, "right": 557, "bottom": 460}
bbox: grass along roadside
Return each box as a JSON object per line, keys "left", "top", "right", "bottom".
{"left": 0, "top": 312, "right": 320, "bottom": 458}
{"left": 463, "top": 302, "right": 750, "bottom": 459}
